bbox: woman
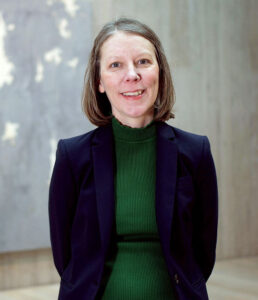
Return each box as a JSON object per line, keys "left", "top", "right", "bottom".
{"left": 49, "top": 18, "right": 218, "bottom": 300}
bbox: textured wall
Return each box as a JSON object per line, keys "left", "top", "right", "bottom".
{"left": 0, "top": 0, "right": 93, "bottom": 252}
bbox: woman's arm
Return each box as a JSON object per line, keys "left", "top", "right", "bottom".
{"left": 193, "top": 136, "right": 218, "bottom": 281}
{"left": 48, "top": 140, "right": 77, "bottom": 277}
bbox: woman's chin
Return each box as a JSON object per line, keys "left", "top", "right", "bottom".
{"left": 125, "top": 106, "right": 154, "bottom": 119}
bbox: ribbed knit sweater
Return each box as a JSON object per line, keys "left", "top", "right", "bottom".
{"left": 99, "top": 117, "right": 176, "bottom": 300}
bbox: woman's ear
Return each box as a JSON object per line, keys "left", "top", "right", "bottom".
{"left": 98, "top": 80, "right": 105, "bottom": 93}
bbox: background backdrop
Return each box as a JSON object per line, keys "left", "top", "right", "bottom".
{"left": 0, "top": 0, "right": 93, "bottom": 253}
{"left": 0, "top": 0, "right": 257, "bottom": 290}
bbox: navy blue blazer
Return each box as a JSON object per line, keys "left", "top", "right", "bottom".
{"left": 49, "top": 121, "right": 218, "bottom": 300}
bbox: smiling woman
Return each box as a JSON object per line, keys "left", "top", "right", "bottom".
{"left": 49, "top": 18, "right": 218, "bottom": 300}
{"left": 82, "top": 18, "right": 175, "bottom": 127}
{"left": 98, "top": 32, "right": 159, "bottom": 128}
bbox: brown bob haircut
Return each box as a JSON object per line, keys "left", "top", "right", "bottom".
{"left": 82, "top": 18, "right": 175, "bottom": 126}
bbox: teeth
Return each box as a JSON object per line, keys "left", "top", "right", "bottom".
{"left": 122, "top": 90, "right": 143, "bottom": 96}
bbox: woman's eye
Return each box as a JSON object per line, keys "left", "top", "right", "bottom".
{"left": 111, "top": 62, "right": 120, "bottom": 68}
{"left": 138, "top": 59, "right": 150, "bottom": 65}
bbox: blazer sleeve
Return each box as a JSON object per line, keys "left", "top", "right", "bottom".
{"left": 48, "top": 139, "right": 77, "bottom": 277}
{"left": 193, "top": 136, "right": 218, "bottom": 281}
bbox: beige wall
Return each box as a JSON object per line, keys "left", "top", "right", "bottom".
{"left": 1, "top": 0, "right": 257, "bottom": 291}
{"left": 0, "top": 249, "right": 58, "bottom": 291}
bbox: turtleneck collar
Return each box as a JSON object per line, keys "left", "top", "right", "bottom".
{"left": 112, "top": 116, "right": 156, "bottom": 142}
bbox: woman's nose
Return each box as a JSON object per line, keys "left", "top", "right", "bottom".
{"left": 125, "top": 65, "right": 141, "bottom": 82}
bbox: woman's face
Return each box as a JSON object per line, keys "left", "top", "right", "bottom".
{"left": 98, "top": 31, "right": 159, "bottom": 127}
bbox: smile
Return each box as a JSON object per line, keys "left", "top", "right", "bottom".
{"left": 122, "top": 90, "right": 144, "bottom": 96}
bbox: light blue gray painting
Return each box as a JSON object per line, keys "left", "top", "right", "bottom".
{"left": 0, "top": 0, "right": 94, "bottom": 252}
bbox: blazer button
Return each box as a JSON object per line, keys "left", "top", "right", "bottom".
{"left": 174, "top": 273, "right": 179, "bottom": 284}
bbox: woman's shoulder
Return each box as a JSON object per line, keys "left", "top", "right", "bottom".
{"left": 55, "top": 127, "right": 103, "bottom": 172}
{"left": 161, "top": 122, "right": 211, "bottom": 160}
{"left": 172, "top": 125, "right": 208, "bottom": 146}
{"left": 58, "top": 125, "right": 113, "bottom": 155}
{"left": 60, "top": 128, "right": 97, "bottom": 148}
{"left": 160, "top": 122, "right": 208, "bottom": 144}
{"left": 56, "top": 127, "right": 100, "bottom": 161}
{"left": 162, "top": 123, "right": 214, "bottom": 179}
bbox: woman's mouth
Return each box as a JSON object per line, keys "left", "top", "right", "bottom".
{"left": 121, "top": 89, "right": 144, "bottom": 99}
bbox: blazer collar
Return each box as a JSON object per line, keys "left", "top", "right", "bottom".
{"left": 92, "top": 122, "right": 178, "bottom": 254}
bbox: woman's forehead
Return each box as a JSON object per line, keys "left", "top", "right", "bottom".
{"left": 100, "top": 31, "right": 156, "bottom": 58}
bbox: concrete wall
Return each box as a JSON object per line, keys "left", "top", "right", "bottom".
{"left": 0, "top": 0, "right": 257, "bottom": 290}
{"left": 0, "top": 0, "right": 94, "bottom": 252}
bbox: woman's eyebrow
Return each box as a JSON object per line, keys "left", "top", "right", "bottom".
{"left": 105, "top": 51, "right": 154, "bottom": 61}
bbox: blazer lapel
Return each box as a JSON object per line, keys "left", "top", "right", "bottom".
{"left": 92, "top": 125, "right": 115, "bottom": 252}
{"left": 156, "top": 122, "right": 178, "bottom": 253}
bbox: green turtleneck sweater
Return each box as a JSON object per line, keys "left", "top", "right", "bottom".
{"left": 98, "top": 117, "right": 176, "bottom": 300}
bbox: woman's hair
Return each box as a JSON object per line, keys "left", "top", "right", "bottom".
{"left": 82, "top": 17, "right": 175, "bottom": 126}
